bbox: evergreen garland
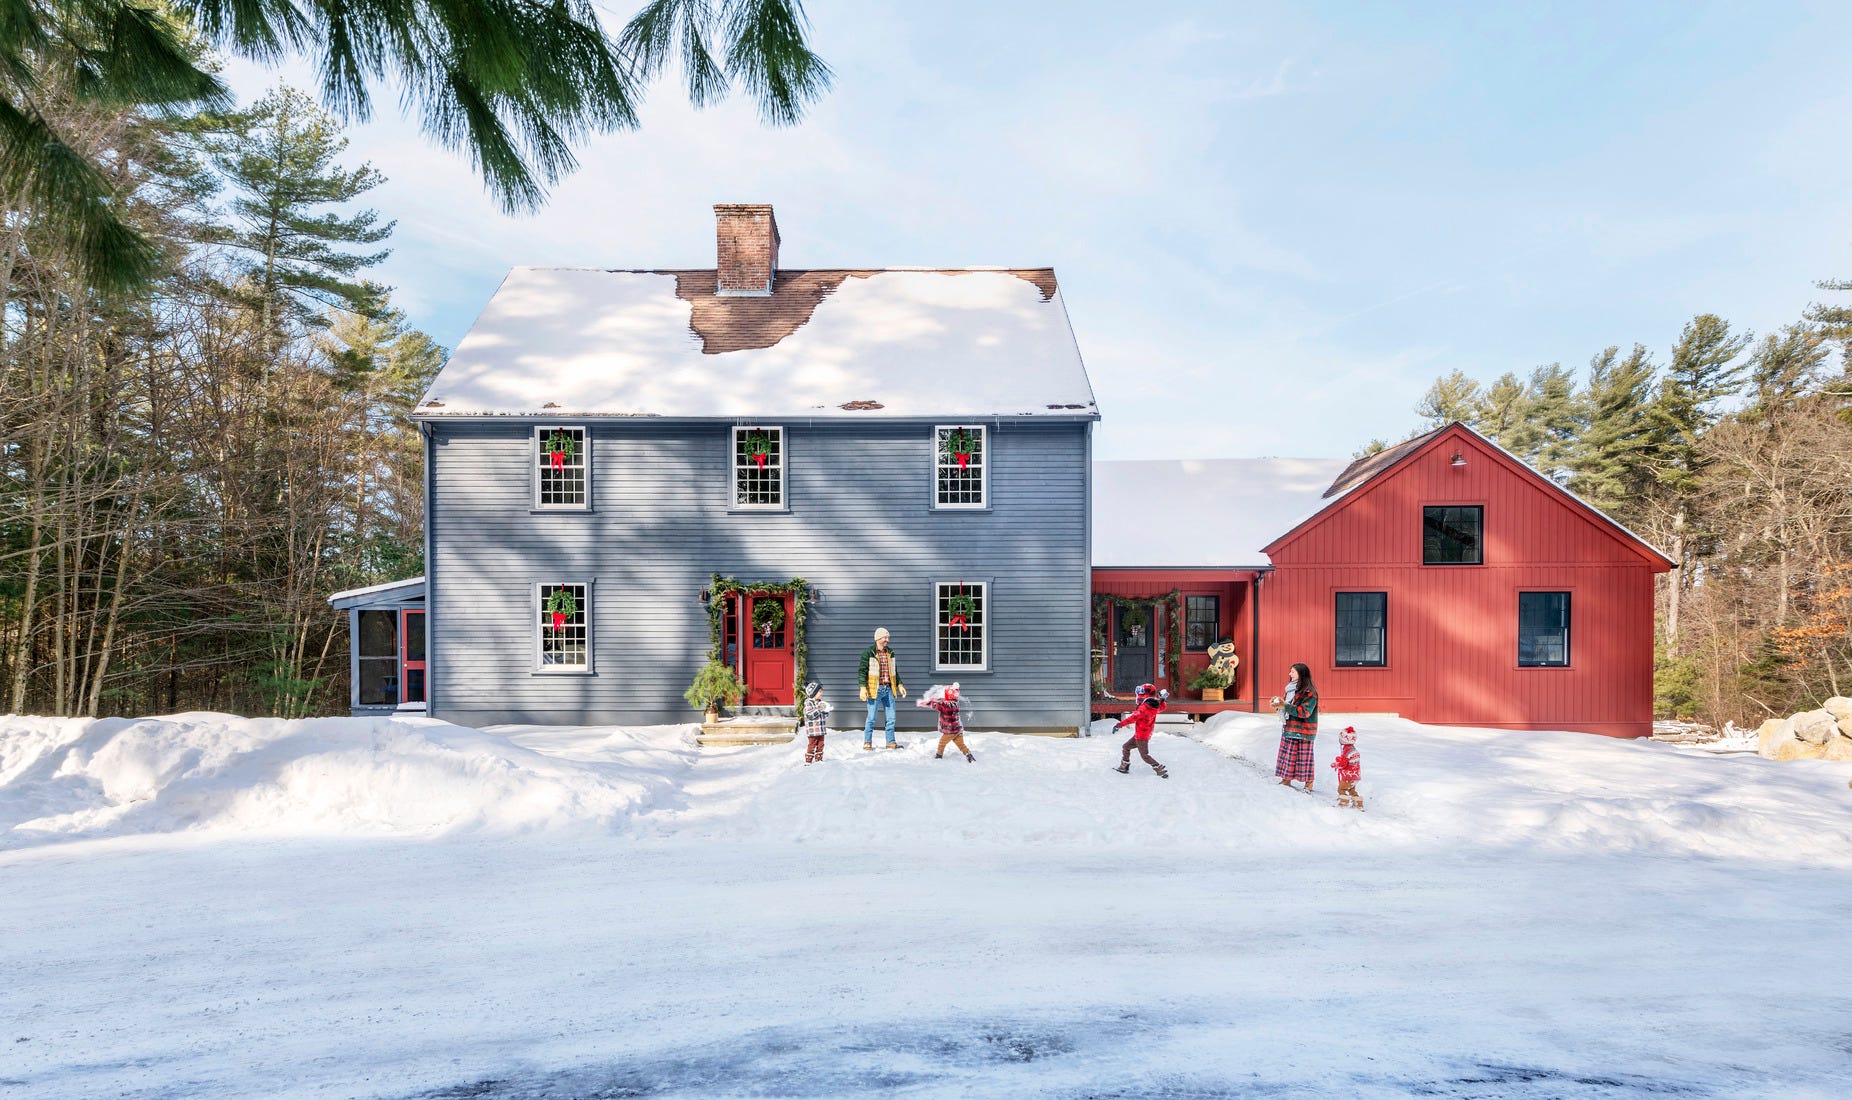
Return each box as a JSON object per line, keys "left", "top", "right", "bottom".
{"left": 544, "top": 430, "right": 578, "bottom": 462}
{"left": 1090, "top": 591, "right": 1187, "bottom": 687}
{"left": 705, "top": 573, "right": 812, "bottom": 718}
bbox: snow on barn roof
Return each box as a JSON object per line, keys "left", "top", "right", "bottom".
{"left": 413, "top": 267, "right": 1098, "bottom": 419}
{"left": 1092, "top": 458, "right": 1352, "bottom": 568}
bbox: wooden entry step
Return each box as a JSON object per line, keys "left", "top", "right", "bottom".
{"left": 698, "top": 714, "right": 799, "bottom": 747}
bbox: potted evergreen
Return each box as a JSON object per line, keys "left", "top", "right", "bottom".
{"left": 1187, "top": 664, "right": 1235, "bottom": 703}
{"left": 685, "top": 661, "right": 745, "bottom": 724}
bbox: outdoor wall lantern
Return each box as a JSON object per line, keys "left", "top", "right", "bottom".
{"left": 698, "top": 588, "right": 710, "bottom": 606}
{"left": 1450, "top": 451, "right": 1467, "bottom": 467}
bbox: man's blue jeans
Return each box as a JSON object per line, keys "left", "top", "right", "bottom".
{"left": 863, "top": 686, "right": 896, "bottom": 745}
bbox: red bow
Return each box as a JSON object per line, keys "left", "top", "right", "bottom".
{"left": 549, "top": 449, "right": 566, "bottom": 470}
{"left": 550, "top": 611, "right": 567, "bottom": 631}
{"left": 949, "top": 613, "right": 969, "bottom": 631}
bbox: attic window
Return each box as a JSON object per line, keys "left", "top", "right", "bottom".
{"left": 1423, "top": 505, "right": 1482, "bottom": 565}
{"left": 733, "top": 426, "right": 785, "bottom": 509}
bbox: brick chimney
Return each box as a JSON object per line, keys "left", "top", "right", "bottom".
{"left": 714, "top": 203, "right": 779, "bottom": 296}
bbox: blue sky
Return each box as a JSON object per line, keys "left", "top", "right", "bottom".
{"left": 223, "top": 1, "right": 1852, "bottom": 459}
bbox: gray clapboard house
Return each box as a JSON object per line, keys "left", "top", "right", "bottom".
{"left": 362, "top": 204, "right": 1098, "bottom": 732}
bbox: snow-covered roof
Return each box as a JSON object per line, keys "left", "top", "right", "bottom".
{"left": 1092, "top": 458, "right": 1351, "bottom": 567}
{"left": 414, "top": 268, "right": 1097, "bottom": 420}
{"left": 327, "top": 576, "right": 425, "bottom": 609}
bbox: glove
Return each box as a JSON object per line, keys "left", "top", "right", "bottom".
{"left": 858, "top": 687, "right": 868, "bottom": 702}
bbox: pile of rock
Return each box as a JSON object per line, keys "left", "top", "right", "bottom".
{"left": 1756, "top": 697, "right": 1852, "bottom": 761}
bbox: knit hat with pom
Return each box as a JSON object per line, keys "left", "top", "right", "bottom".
{"left": 1339, "top": 726, "right": 1357, "bottom": 745}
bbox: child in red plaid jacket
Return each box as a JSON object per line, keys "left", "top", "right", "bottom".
{"left": 1330, "top": 725, "right": 1361, "bottom": 809}
{"left": 918, "top": 683, "right": 974, "bottom": 761}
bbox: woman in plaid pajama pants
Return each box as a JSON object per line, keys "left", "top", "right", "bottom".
{"left": 1270, "top": 663, "right": 1319, "bottom": 792}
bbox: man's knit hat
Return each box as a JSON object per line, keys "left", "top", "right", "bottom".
{"left": 874, "top": 627, "right": 890, "bottom": 642}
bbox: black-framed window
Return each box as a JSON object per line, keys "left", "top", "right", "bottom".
{"left": 1519, "top": 591, "right": 1570, "bottom": 667}
{"left": 1423, "top": 505, "right": 1483, "bottom": 565}
{"left": 1335, "top": 592, "right": 1387, "bottom": 667}
{"left": 1184, "top": 596, "right": 1220, "bottom": 651}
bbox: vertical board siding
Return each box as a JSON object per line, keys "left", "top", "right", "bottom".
{"left": 429, "top": 419, "right": 1090, "bottom": 729}
{"left": 1260, "top": 430, "right": 1660, "bottom": 737}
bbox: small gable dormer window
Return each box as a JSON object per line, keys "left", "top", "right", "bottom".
{"left": 1422, "top": 505, "right": 1482, "bottom": 565}
{"left": 733, "top": 426, "right": 785, "bottom": 509}
{"left": 934, "top": 425, "right": 987, "bottom": 509}
{"left": 535, "top": 426, "right": 588, "bottom": 509}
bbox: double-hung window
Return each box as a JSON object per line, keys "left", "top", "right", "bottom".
{"left": 1518, "top": 592, "right": 1570, "bottom": 667}
{"left": 934, "top": 426, "right": 987, "bottom": 508}
{"left": 1423, "top": 505, "right": 1483, "bottom": 565}
{"left": 536, "top": 581, "right": 591, "bottom": 672}
{"left": 1184, "top": 596, "right": 1220, "bottom": 651}
{"left": 935, "top": 581, "right": 988, "bottom": 671}
{"left": 733, "top": 426, "right": 785, "bottom": 509}
{"left": 1335, "top": 592, "right": 1387, "bottom": 667}
{"left": 535, "top": 426, "right": 588, "bottom": 509}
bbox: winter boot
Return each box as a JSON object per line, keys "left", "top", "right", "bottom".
{"left": 1152, "top": 764, "right": 1169, "bottom": 779}
{"left": 965, "top": 753, "right": 975, "bottom": 762}
{"left": 934, "top": 753, "right": 944, "bottom": 759}
{"left": 1114, "top": 761, "right": 1130, "bottom": 774}
{"left": 886, "top": 741, "right": 904, "bottom": 750}
{"left": 863, "top": 742, "right": 874, "bottom": 752}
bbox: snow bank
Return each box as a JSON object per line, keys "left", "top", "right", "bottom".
{"left": 0, "top": 713, "right": 697, "bottom": 848}
{"left": 1195, "top": 712, "right": 1852, "bottom": 865}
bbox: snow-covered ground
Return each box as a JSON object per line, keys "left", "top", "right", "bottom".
{"left": 2, "top": 711, "right": 1849, "bottom": 1098}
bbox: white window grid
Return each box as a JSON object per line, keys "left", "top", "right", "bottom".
{"left": 935, "top": 582, "right": 988, "bottom": 670}
{"left": 535, "top": 426, "right": 588, "bottom": 508}
{"left": 934, "top": 425, "right": 986, "bottom": 508}
{"left": 733, "top": 426, "right": 784, "bottom": 508}
{"left": 536, "top": 582, "right": 590, "bottom": 670}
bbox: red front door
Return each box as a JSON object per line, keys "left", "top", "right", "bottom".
{"left": 740, "top": 593, "right": 794, "bottom": 706}
{"left": 400, "top": 609, "right": 426, "bottom": 704}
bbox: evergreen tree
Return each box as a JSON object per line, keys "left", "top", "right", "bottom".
{"left": 1745, "top": 324, "right": 1831, "bottom": 415}
{"left": 1, "top": 0, "right": 831, "bottom": 294}
{"left": 210, "top": 87, "right": 392, "bottom": 338}
{"left": 1473, "top": 371, "right": 1529, "bottom": 446}
{"left": 1651, "top": 314, "right": 1751, "bottom": 656}
{"left": 1569, "top": 344, "right": 1658, "bottom": 517}
{"left": 1415, "top": 370, "right": 1481, "bottom": 427}
{"left": 1498, "top": 363, "right": 1579, "bottom": 478}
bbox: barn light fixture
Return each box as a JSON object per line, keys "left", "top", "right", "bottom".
{"left": 1450, "top": 451, "right": 1467, "bottom": 467}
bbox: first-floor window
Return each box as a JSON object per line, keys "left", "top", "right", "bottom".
{"left": 537, "top": 582, "right": 590, "bottom": 670}
{"left": 1184, "top": 595, "right": 1220, "bottom": 650}
{"left": 1518, "top": 591, "right": 1570, "bottom": 667}
{"left": 936, "top": 582, "right": 987, "bottom": 670}
{"left": 1335, "top": 592, "right": 1387, "bottom": 667}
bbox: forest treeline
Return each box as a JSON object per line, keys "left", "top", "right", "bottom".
{"left": 1403, "top": 295, "right": 1852, "bottom": 727}
{"left": 1, "top": 77, "right": 438, "bottom": 718}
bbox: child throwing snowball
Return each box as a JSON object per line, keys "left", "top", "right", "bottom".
{"left": 1331, "top": 725, "right": 1362, "bottom": 809}
{"left": 1113, "top": 683, "right": 1170, "bottom": 778}
{"left": 801, "top": 682, "right": 831, "bottom": 764}
{"left": 918, "top": 683, "right": 974, "bottom": 761}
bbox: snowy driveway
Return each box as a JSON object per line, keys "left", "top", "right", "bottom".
{"left": 2, "top": 713, "right": 1850, "bottom": 1098}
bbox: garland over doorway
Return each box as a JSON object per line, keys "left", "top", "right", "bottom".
{"left": 705, "top": 573, "right": 813, "bottom": 718}
{"left": 1091, "top": 590, "right": 1184, "bottom": 697}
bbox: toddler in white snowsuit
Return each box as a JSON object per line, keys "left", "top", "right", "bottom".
{"left": 801, "top": 682, "right": 831, "bottom": 764}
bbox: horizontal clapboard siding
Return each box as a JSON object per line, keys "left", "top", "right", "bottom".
{"left": 429, "top": 419, "right": 1090, "bottom": 729}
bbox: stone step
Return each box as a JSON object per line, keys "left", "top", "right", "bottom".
{"left": 698, "top": 715, "right": 798, "bottom": 747}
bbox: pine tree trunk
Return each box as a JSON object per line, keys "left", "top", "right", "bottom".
{"left": 1666, "top": 509, "right": 1687, "bottom": 658}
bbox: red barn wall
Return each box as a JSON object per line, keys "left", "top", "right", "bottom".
{"left": 1260, "top": 430, "right": 1662, "bottom": 738}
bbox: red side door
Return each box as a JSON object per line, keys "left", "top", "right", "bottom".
{"left": 400, "top": 609, "right": 426, "bottom": 704}
{"left": 740, "top": 592, "right": 795, "bottom": 706}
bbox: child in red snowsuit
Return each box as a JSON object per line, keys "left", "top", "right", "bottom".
{"left": 1113, "top": 683, "right": 1170, "bottom": 778}
{"left": 1330, "top": 725, "right": 1362, "bottom": 809}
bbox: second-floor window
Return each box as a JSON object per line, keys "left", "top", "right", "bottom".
{"left": 935, "top": 425, "right": 987, "bottom": 508}
{"left": 1423, "top": 505, "right": 1483, "bottom": 565}
{"left": 734, "top": 426, "right": 784, "bottom": 508}
{"left": 535, "top": 426, "right": 588, "bottom": 508}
